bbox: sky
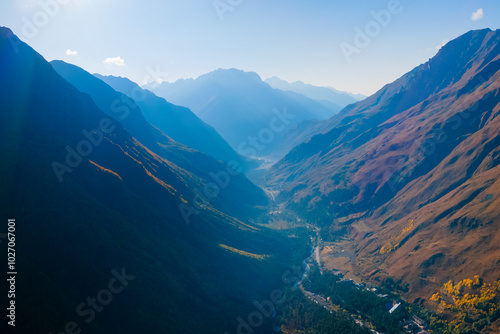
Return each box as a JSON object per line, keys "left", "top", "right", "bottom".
{"left": 1, "top": 0, "right": 499, "bottom": 96}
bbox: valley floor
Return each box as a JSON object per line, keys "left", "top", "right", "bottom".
{"left": 264, "top": 206, "right": 412, "bottom": 333}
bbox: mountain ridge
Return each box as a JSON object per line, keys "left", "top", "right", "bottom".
{"left": 0, "top": 26, "right": 292, "bottom": 333}
{"left": 51, "top": 60, "right": 266, "bottom": 221}
{"left": 265, "top": 76, "right": 363, "bottom": 109}
{"left": 266, "top": 28, "right": 500, "bottom": 300}
{"left": 147, "top": 68, "right": 339, "bottom": 159}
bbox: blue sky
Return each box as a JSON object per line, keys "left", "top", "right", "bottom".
{"left": 1, "top": 0, "right": 499, "bottom": 95}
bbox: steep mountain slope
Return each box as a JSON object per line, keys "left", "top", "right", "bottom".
{"left": 0, "top": 27, "right": 291, "bottom": 334}
{"left": 50, "top": 60, "right": 265, "bottom": 221}
{"left": 267, "top": 29, "right": 500, "bottom": 299}
{"left": 147, "top": 68, "right": 337, "bottom": 158}
{"left": 265, "top": 76, "right": 362, "bottom": 109}
{"left": 90, "top": 72, "right": 249, "bottom": 169}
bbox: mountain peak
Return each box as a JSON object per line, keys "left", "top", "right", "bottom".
{"left": 437, "top": 28, "right": 499, "bottom": 57}
{"left": 0, "top": 26, "right": 13, "bottom": 37}
{"left": 198, "top": 68, "right": 263, "bottom": 85}
{"left": 0, "top": 26, "right": 21, "bottom": 50}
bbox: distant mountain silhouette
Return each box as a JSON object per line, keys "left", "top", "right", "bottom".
{"left": 327, "top": 86, "right": 367, "bottom": 102}
{"left": 91, "top": 72, "right": 251, "bottom": 169}
{"left": 265, "top": 76, "right": 364, "bottom": 109}
{"left": 147, "top": 68, "right": 338, "bottom": 158}
{"left": 0, "top": 27, "right": 289, "bottom": 334}
{"left": 267, "top": 29, "right": 500, "bottom": 300}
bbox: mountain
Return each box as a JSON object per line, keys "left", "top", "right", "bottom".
{"left": 147, "top": 68, "right": 338, "bottom": 158}
{"left": 50, "top": 60, "right": 264, "bottom": 221}
{"left": 0, "top": 27, "right": 293, "bottom": 333}
{"left": 266, "top": 29, "right": 500, "bottom": 300}
{"left": 91, "top": 72, "right": 251, "bottom": 170}
{"left": 327, "top": 86, "right": 367, "bottom": 102}
{"left": 265, "top": 76, "right": 364, "bottom": 109}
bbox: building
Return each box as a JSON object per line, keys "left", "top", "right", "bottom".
{"left": 389, "top": 302, "right": 401, "bottom": 314}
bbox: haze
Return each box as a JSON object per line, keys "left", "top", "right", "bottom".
{"left": 1, "top": 0, "right": 499, "bottom": 95}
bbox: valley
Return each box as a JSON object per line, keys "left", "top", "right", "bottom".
{"left": 1, "top": 7, "right": 499, "bottom": 333}
{"left": 264, "top": 174, "right": 499, "bottom": 334}
{"left": 260, "top": 199, "right": 409, "bottom": 334}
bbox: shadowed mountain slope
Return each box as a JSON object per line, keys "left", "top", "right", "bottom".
{"left": 51, "top": 60, "right": 266, "bottom": 221}
{"left": 0, "top": 27, "right": 290, "bottom": 334}
{"left": 91, "top": 72, "right": 250, "bottom": 169}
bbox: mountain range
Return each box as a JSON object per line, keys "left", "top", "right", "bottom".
{"left": 264, "top": 76, "right": 365, "bottom": 110}
{"left": 266, "top": 28, "right": 500, "bottom": 300}
{"left": 93, "top": 72, "right": 253, "bottom": 170}
{"left": 147, "top": 69, "right": 339, "bottom": 159}
{"left": 2, "top": 21, "right": 500, "bottom": 334}
{"left": 0, "top": 27, "right": 294, "bottom": 334}
{"left": 50, "top": 60, "right": 263, "bottom": 220}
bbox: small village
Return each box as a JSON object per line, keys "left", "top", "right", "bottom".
{"left": 298, "top": 226, "right": 431, "bottom": 334}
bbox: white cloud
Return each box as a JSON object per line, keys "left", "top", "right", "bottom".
{"left": 66, "top": 49, "right": 78, "bottom": 56}
{"left": 103, "top": 56, "right": 125, "bottom": 66}
{"left": 471, "top": 8, "right": 484, "bottom": 21}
